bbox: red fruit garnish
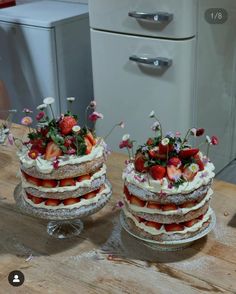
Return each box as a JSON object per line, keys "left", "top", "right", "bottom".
{"left": 63, "top": 198, "right": 80, "bottom": 205}
{"left": 183, "top": 219, "right": 199, "bottom": 227}
{"left": 147, "top": 201, "right": 162, "bottom": 209}
{"left": 41, "top": 179, "right": 58, "bottom": 188}
{"left": 167, "top": 165, "right": 182, "bottom": 182}
{"left": 59, "top": 178, "right": 76, "bottom": 187}
{"left": 134, "top": 215, "right": 143, "bottom": 223}
{"left": 182, "top": 167, "right": 197, "bottom": 181}
{"left": 76, "top": 174, "right": 91, "bottom": 182}
{"left": 64, "top": 138, "right": 72, "bottom": 147}
{"left": 198, "top": 214, "right": 204, "bottom": 220}
{"left": 26, "top": 192, "right": 33, "bottom": 200}
{"left": 179, "top": 201, "right": 196, "bottom": 208}
{"left": 194, "top": 153, "right": 204, "bottom": 171}
{"left": 31, "top": 196, "right": 44, "bottom": 204}
{"left": 145, "top": 221, "right": 162, "bottom": 230}
{"left": 134, "top": 153, "right": 148, "bottom": 173}
{"left": 149, "top": 165, "right": 166, "bottom": 180}
{"left": 28, "top": 149, "right": 39, "bottom": 160}
{"left": 146, "top": 138, "right": 154, "bottom": 146}
{"left": 86, "top": 131, "right": 96, "bottom": 146}
{"left": 59, "top": 116, "right": 77, "bottom": 135}
{"left": 123, "top": 185, "right": 131, "bottom": 201}
{"left": 83, "top": 191, "right": 97, "bottom": 199}
{"left": 148, "top": 147, "right": 166, "bottom": 159}
{"left": 84, "top": 137, "right": 93, "bottom": 154}
{"left": 165, "top": 223, "right": 184, "bottom": 232}
{"left": 130, "top": 195, "right": 146, "bottom": 207}
{"left": 158, "top": 143, "right": 174, "bottom": 154}
{"left": 162, "top": 204, "right": 178, "bottom": 211}
{"left": 179, "top": 148, "right": 199, "bottom": 158}
{"left": 211, "top": 136, "right": 219, "bottom": 145}
{"left": 168, "top": 157, "right": 181, "bottom": 168}
{"left": 45, "top": 199, "right": 61, "bottom": 206}
{"left": 26, "top": 175, "right": 42, "bottom": 187}
{"left": 196, "top": 128, "right": 205, "bottom": 136}
{"left": 44, "top": 142, "right": 62, "bottom": 160}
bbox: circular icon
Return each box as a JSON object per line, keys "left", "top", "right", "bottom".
{"left": 8, "top": 270, "right": 25, "bottom": 287}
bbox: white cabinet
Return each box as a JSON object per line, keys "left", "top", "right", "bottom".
{"left": 0, "top": 1, "right": 93, "bottom": 125}
{"left": 89, "top": 0, "right": 236, "bottom": 173}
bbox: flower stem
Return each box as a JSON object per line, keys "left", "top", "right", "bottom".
{"left": 126, "top": 147, "right": 131, "bottom": 160}
{"left": 154, "top": 115, "right": 162, "bottom": 138}
{"left": 49, "top": 105, "right": 55, "bottom": 120}
{"left": 181, "top": 128, "right": 191, "bottom": 148}
{"left": 104, "top": 124, "right": 118, "bottom": 140}
{"left": 206, "top": 143, "right": 210, "bottom": 158}
{"left": 85, "top": 106, "right": 90, "bottom": 127}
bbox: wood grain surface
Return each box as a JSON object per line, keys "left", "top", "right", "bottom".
{"left": 0, "top": 123, "right": 235, "bottom": 293}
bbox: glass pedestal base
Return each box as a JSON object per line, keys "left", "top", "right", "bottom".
{"left": 47, "top": 219, "right": 84, "bottom": 239}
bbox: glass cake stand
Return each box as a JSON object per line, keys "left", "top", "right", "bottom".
{"left": 120, "top": 208, "right": 216, "bottom": 251}
{"left": 14, "top": 181, "right": 112, "bottom": 239}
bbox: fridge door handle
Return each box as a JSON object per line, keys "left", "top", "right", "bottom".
{"left": 129, "top": 55, "right": 172, "bottom": 68}
{"left": 128, "top": 11, "right": 173, "bottom": 23}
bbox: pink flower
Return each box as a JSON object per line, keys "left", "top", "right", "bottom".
{"left": 53, "top": 159, "right": 60, "bottom": 169}
{"left": 66, "top": 148, "right": 76, "bottom": 155}
{"left": 211, "top": 136, "right": 219, "bottom": 145}
{"left": 7, "top": 133, "right": 14, "bottom": 145}
{"left": 21, "top": 116, "right": 33, "bottom": 126}
{"left": 89, "top": 100, "right": 96, "bottom": 109}
{"left": 88, "top": 111, "right": 104, "bottom": 122}
{"left": 196, "top": 128, "right": 205, "bottom": 137}
{"left": 22, "top": 108, "right": 33, "bottom": 113}
{"left": 28, "top": 149, "right": 39, "bottom": 160}
{"left": 36, "top": 111, "right": 45, "bottom": 121}
{"left": 175, "top": 131, "right": 181, "bottom": 137}
{"left": 119, "top": 140, "right": 133, "bottom": 149}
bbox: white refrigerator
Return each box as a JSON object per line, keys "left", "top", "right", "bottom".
{"left": 89, "top": 0, "right": 236, "bottom": 173}
{"left": 0, "top": 0, "right": 93, "bottom": 125}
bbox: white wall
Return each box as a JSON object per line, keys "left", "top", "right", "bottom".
{"left": 16, "top": 0, "right": 88, "bottom": 5}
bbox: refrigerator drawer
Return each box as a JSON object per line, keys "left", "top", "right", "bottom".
{"left": 90, "top": 29, "right": 196, "bottom": 150}
{"left": 89, "top": 0, "right": 197, "bottom": 39}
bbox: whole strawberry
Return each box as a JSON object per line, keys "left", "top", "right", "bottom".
{"left": 59, "top": 116, "right": 77, "bottom": 135}
{"left": 134, "top": 153, "right": 148, "bottom": 173}
{"left": 149, "top": 165, "right": 166, "bottom": 180}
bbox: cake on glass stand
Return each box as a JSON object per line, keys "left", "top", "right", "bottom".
{"left": 119, "top": 111, "right": 219, "bottom": 251}
{"left": 12, "top": 97, "right": 113, "bottom": 239}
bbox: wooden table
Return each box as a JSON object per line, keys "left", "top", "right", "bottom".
{"left": 0, "top": 123, "right": 235, "bottom": 294}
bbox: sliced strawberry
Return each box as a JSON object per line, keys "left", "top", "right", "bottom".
{"left": 180, "top": 201, "right": 196, "bottom": 208}
{"left": 167, "top": 165, "right": 182, "bottom": 182}
{"left": 26, "top": 192, "right": 33, "bottom": 200}
{"left": 165, "top": 223, "right": 184, "bottom": 232}
{"left": 41, "top": 179, "right": 58, "bottom": 188}
{"left": 149, "top": 165, "right": 166, "bottom": 180}
{"left": 83, "top": 191, "right": 97, "bottom": 199}
{"left": 130, "top": 195, "right": 146, "bottom": 207}
{"left": 86, "top": 131, "right": 96, "bottom": 146}
{"left": 31, "top": 196, "right": 44, "bottom": 204}
{"left": 182, "top": 168, "right": 197, "bottom": 181}
{"left": 26, "top": 175, "right": 42, "bottom": 187}
{"left": 134, "top": 215, "right": 143, "bottom": 223}
{"left": 146, "top": 138, "right": 154, "bottom": 146}
{"left": 148, "top": 147, "right": 167, "bottom": 160}
{"left": 84, "top": 137, "right": 93, "bottom": 155}
{"left": 123, "top": 185, "right": 131, "bottom": 201}
{"left": 168, "top": 157, "right": 181, "bottom": 168}
{"left": 45, "top": 199, "right": 61, "bottom": 206}
{"left": 59, "top": 116, "right": 77, "bottom": 135}
{"left": 145, "top": 221, "right": 162, "bottom": 230}
{"left": 183, "top": 219, "right": 199, "bottom": 227}
{"left": 162, "top": 204, "right": 178, "bottom": 211}
{"left": 134, "top": 153, "right": 148, "bottom": 173}
{"left": 76, "top": 174, "right": 91, "bottom": 182}
{"left": 63, "top": 198, "right": 80, "bottom": 205}
{"left": 59, "top": 178, "right": 76, "bottom": 187}
{"left": 179, "top": 148, "right": 199, "bottom": 159}
{"left": 44, "top": 142, "right": 62, "bottom": 160}
{"left": 147, "top": 201, "right": 162, "bottom": 209}
{"left": 194, "top": 153, "right": 205, "bottom": 171}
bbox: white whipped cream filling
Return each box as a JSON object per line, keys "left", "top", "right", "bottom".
{"left": 23, "top": 183, "right": 110, "bottom": 210}
{"left": 18, "top": 142, "right": 105, "bottom": 174}
{"left": 123, "top": 154, "right": 215, "bottom": 195}
{"left": 124, "top": 207, "right": 211, "bottom": 235}
{"left": 125, "top": 188, "right": 213, "bottom": 215}
{"left": 21, "top": 164, "right": 107, "bottom": 192}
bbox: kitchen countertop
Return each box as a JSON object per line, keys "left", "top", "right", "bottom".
{"left": 0, "top": 123, "right": 235, "bottom": 293}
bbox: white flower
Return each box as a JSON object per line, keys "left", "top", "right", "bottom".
{"left": 72, "top": 125, "right": 81, "bottom": 133}
{"left": 43, "top": 97, "right": 55, "bottom": 105}
{"left": 67, "top": 97, "right": 75, "bottom": 102}
{"left": 161, "top": 138, "right": 170, "bottom": 146}
{"left": 189, "top": 163, "right": 199, "bottom": 173}
{"left": 36, "top": 104, "right": 47, "bottom": 110}
{"left": 122, "top": 134, "right": 130, "bottom": 141}
{"left": 151, "top": 121, "right": 160, "bottom": 131}
{"left": 190, "top": 128, "right": 197, "bottom": 136}
{"left": 206, "top": 135, "right": 211, "bottom": 144}
{"left": 149, "top": 110, "right": 155, "bottom": 118}
{"left": 119, "top": 121, "right": 125, "bottom": 128}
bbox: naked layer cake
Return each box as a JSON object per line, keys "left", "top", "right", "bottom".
{"left": 120, "top": 112, "right": 218, "bottom": 241}
{"left": 17, "top": 98, "right": 111, "bottom": 215}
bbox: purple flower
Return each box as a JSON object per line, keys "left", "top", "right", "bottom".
{"left": 7, "top": 133, "right": 14, "bottom": 145}
{"left": 66, "top": 148, "right": 76, "bottom": 155}
{"left": 175, "top": 131, "right": 181, "bottom": 137}
{"left": 200, "top": 171, "right": 208, "bottom": 178}
{"left": 173, "top": 174, "right": 181, "bottom": 182}
{"left": 166, "top": 131, "right": 175, "bottom": 138}
{"left": 174, "top": 143, "right": 181, "bottom": 153}
{"left": 141, "top": 146, "right": 149, "bottom": 152}
{"left": 134, "top": 175, "right": 146, "bottom": 183}
{"left": 53, "top": 159, "right": 60, "bottom": 169}
{"left": 88, "top": 111, "right": 104, "bottom": 122}
{"left": 168, "top": 182, "right": 173, "bottom": 189}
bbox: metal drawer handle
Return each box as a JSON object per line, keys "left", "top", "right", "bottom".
{"left": 129, "top": 55, "right": 172, "bottom": 68}
{"left": 128, "top": 11, "right": 173, "bottom": 23}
